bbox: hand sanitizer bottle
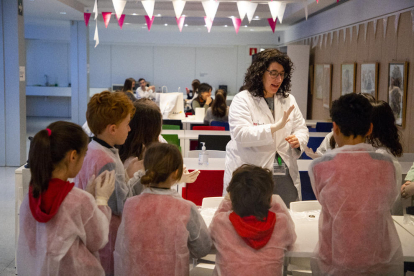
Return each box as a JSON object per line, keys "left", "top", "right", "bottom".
{"left": 198, "top": 142, "right": 209, "bottom": 166}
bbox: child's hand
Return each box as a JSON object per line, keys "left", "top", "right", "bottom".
{"left": 180, "top": 166, "right": 200, "bottom": 183}
{"left": 95, "top": 171, "right": 115, "bottom": 205}
{"left": 401, "top": 181, "right": 414, "bottom": 199}
{"left": 85, "top": 174, "right": 96, "bottom": 196}
{"left": 126, "top": 158, "right": 145, "bottom": 178}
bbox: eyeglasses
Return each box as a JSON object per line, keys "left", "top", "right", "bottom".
{"left": 266, "top": 70, "right": 285, "bottom": 79}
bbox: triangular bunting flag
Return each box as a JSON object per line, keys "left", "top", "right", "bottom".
{"left": 176, "top": 16, "right": 185, "bottom": 32}
{"left": 343, "top": 28, "right": 346, "bottom": 42}
{"left": 102, "top": 12, "right": 112, "bottom": 28}
{"left": 116, "top": 14, "right": 125, "bottom": 29}
{"left": 204, "top": 16, "right": 213, "bottom": 33}
{"left": 411, "top": 9, "right": 414, "bottom": 33}
{"left": 173, "top": 1, "right": 186, "bottom": 19}
{"left": 232, "top": 17, "right": 241, "bottom": 34}
{"left": 395, "top": 12, "right": 400, "bottom": 34}
{"left": 267, "top": 18, "right": 277, "bottom": 33}
{"left": 112, "top": 0, "right": 127, "bottom": 20}
{"left": 246, "top": 2, "right": 258, "bottom": 23}
{"left": 277, "top": 3, "right": 287, "bottom": 24}
{"left": 330, "top": 31, "right": 333, "bottom": 45}
{"left": 356, "top": 24, "right": 360, "bottom": 40}
{"left": 350, "top": 26, "right": 353, "bottom": 42}
{"left": 84, "top": 13, "right": 91, "bottom": 26}
{"left": 142, "top": 1, "right": 155, "bottom": 19}
{"left": 324, "top": 34, "right": 327, "bottom": 48}
{"left": 312, "top": 36, "right": 318, "bottom": 49}
{"left": 319, "top": 34, "right": 323, "bottom": 48}
{"left": 364, "top": 22, "right": 368, "bottom": 41}
{"left": 383, "top": 17, "right": 388, "bottom": 38}
{"left": 93, "top": 0, "right": 98, "bottom": 19}
{"left": 202, "top": 1, "right": 219, "bottom": 21}
{"left": 94, "top": 21, "right": 99, "bottom": 47}
{"left": 145, "top": 15, "right": 155, "bottom": 31}
{"left": 373, "top": 19, "right": 378, "bottom": 37}
{"left": 237, "top": 1, "right": 248, "bottom": 21}
{"left": 268, "top": 1, "right": 281, "bottom": 22}
{"left": 336, "top": 30, "right": 340, "bottom": 44}
{"left": 304, "top": 1, "right": 308, "bottom": 20}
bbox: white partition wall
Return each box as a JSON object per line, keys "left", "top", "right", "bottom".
{"left": 287, "top": 45, "right": 310, "bottom": 119}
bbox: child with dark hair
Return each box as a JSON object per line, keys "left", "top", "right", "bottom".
{"left": 204, "top": 89, "right": 229, "bottom": 125}
{"left": 75, "top": 91, "right": 144, "bottom": 276}
{"left": 17, "top": 121, "right": 115, "bottom": 276}
{"left": 309, "top": 93, "right": 403, "bottom": 275}
{"left": 114, "top": 143, "right": 212, "bottom": 276}
{"left": 209, "top": 164, "right": 296, "bottom": 276}
{"left": 191, "top": 82, "right": 213, "bottom": 114}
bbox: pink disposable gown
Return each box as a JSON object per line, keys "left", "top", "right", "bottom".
{"left": 309, "top": 143, "right": 403, "bottom": 276}
{"left": 17, "top": 187, "right": 111, "bottom": 276}
{"left": 209, "top": 195, "right": 296, "bottom": 276}
{"left": 114, "top": 188, "right": 212, "bottom": 276}
{"left": 75, "top": 140, "right": 143, "bottom": 275}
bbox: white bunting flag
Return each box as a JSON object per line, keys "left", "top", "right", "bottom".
{"left": 356, "top": 24, "right": 360, "bottom": 40}
{"left": 395, "top": 12, "right": 400, "bottom": 34}
{"left": 343, "top": 28, "right": 346, "bottom": 42}
{"left": 411, "top": 9, "right": 414, "bottom": 33}
{"left": 277, "top": 3, "right": 287, "bottom": 24}
{"left": 173, "top": 0, "right": 186, "bottom": 19}
{"left": 330, "top": 31, "right": 333, "bottom": 45}
{"left": 336, "top": 30, "right": 339, "bottom": 44}
{"left": 319, "top": 34, "right": 323, "bottom": 49}
{"left": 350, "top": 26, "right": 353, "bottom": 42}
{"left": 246, "top": 2, "right": 258, "bottom": 23}
{"left": 268, "top": 1, "right": 281, "bottom": 22}
{"left": 113, "top": 0, "right": 127, "bottom": 20}
{"left": 237, "top": 1, "right": 248, "bottom": 21}
{"left": 202, "top": 1, "right": 219, "bottom": 21}
{"left": 93, "top": 0, "right": 98, "bottom": 19}
{"left": 324, "top": 33, "right": 327, "bottom": 48}
{"left": 373, "top": 19, "right": 378, "bottom": 37}
{"left": 312, "top": 36, "right": 318, "bottom": 49}
{"left": 94, "top": 21, "right": 99, "bottom": 47}
{"left": 364, "top": 22, "right": 368, "bottom": 41}
{"left": 142, "top": 1, "right": 155, "bottom": 19}
{"left": 383, "top": 17, "right": 388, "bottom": 38}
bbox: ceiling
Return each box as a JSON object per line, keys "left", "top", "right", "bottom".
{"left": 23, "top": 0, "right": 347, "bottom": 31}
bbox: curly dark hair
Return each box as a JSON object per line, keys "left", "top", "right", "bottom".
{"left": 367, "top": 101, "right": 403, "bottom": 157}
{"left": 244, "top": 49, "right": 294, "bottom": 98}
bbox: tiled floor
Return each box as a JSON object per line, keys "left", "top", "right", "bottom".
{"left": 0, "top": 117, "right": 70, "bottom": 276}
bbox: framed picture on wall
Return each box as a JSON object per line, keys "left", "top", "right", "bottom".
{"left": 388, "top": 62, "right": 408, "bottom": 128}
{"left": 360, "top": 63, "right": 378, "bottom": 99}
{"left": 341, "top": 63, "right": 356, "bottom": 95}
{"left": 314, "top": 64, "right": 324, "bottom": 99}
{"left": 322, "top": 64, "right": 332, "bottom": 109}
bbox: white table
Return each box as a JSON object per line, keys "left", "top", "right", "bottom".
{"left": 181, "top": 118, "right": 205, "bottom": 130}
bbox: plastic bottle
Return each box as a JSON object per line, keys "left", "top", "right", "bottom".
{"left": 198, "top": 142, "right": 209, "bottom": 166}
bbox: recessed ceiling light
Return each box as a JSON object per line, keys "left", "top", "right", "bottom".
{"left": 132, "top": 13, "right": 138, "bottom": 15}
{"left": 164, "top": 23, "right": 168, "bottom": 26}
{"left": 60, "top": 12, "right": 66, "bottom": 14}
{"left": 255, "top": 16, "right": 259, "bottom": 18}
{"left": 156, "top": 14, "right": 162, "bottom": 17}
{"left": 184, "top": 24, "right": 188, "bottom": 27}
{"left": 224, "top": 25, "right": 228, "bottom": 27}
{"left": 244, "top": 25, "right": 248, "bottom": 27}
{"left": 204, "top": 25, "right": 207, "bottom": 27}
{"left": 125, "top": 23, "right": 130, "bottom": 25}
{"left": 182, "top": 14, "right": 186, "bottom": 17}
{"left": 145, "top": 23, "right": 147, "bottom": 25}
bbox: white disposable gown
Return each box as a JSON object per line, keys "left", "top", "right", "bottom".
{"left": 17, "top": 188, "right": 111, "bottom": 276}
{"left": 224, "top": 90, "right": 309, "bottom": 198}
{"left": 309, "top": 143, "right": 403, "bottom": 276}
{"left": 114, "top": 187, "right": 212, "bottom": 276}
{"left": 209, "top": 195, "right": 296, "bottom": 276}
{"left": 74, "top": 140, "right": 143, "bottom": 275}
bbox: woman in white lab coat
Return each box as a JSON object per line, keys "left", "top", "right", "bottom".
{"left": 224, "top": 49, "right": 309, "bottom": 204}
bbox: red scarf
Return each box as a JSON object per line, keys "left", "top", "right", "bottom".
{"left": 229, "top": 211, "right": 276, "bottom": 250}
{"left": 29, "top": 178, "right": 74, "bottom": 223}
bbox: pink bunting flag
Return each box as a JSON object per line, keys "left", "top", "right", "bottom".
{"left": 145, "top": 15, "right": 155, "bottom": 31}
{"left": 232, "top": 17, "right": 241, "bottom": 34}
{"left": 316, "top": 0, "right": 319, "bottom": 3}
{"left": 84, "top": 13, "right": 91, "bottom": 26}
{"left": 204, "top": 16, "right": 213, "bottom": 33}
{"left": 102, "top": 12, "right": 112, "bottom": 28}
{"left": 116, "top": 14, "right": 125, "bottom": 29}
{"left": 176, "top": 16, "right": 185, "bottom": 32}
{"left": 267, "top": 18, "right": 277, "bottom": 33}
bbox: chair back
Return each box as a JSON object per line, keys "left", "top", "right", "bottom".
{"left": 211, "top": 121, "right": 230, "bottom": 131}
{"left": 187, "top": 150, "right": 226, "bottom": 158}
{"left": 183, "top": 170, "right": 224, "bottom": 206}
{"left": 161, "top": 134, "right": 181, "bottom": 152}
{"left": 315, "top": 122, "right": 333, "bottom": 132}
{"left": 202, "top": 197, "right": 224, "bottom": 209}
{"left": 290, "top": 200, "right": 321, "bottom": 212}
{"left": 163, "top": 119, "right": 183, "bottom": 130}
{"left": 193, "top": 126, "right": 225, "bottom": 131}
{"left": 198, "top": 135, "right": 231, "bottom": 151}
{"left": 190, "top": 123, "right": 208, "bottom": 130}
{"left": 162, "top": 124, "right": 180, "bottom": 130}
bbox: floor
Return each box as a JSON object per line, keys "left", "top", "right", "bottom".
{"left": 0, "top": 117, "right": 70, "bottom": 276}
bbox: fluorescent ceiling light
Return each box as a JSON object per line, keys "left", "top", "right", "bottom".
{"left": 132, "top": 13, "right": 138, "bottom": 15}
{"left": 164, "top": 23, "right": 168, "bottom": 26}
{"left": 60, "top": 12, "right": 66, "bottom": 14}
{"left": 184, "top": 24, "right": 188, "bottom": 27}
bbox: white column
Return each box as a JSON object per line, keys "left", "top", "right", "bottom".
{"left": 0, "top": 0, "right": 27, "bottom": 166}
{"left": 70, "top": 21, "right": 89, "bottom": 125}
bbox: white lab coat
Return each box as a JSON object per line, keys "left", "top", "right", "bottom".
{"left": 224, "top": 90, "right": 309, "bottom": 199}
{"left": 136, "top": 87, "right": 155, "bottom": 99}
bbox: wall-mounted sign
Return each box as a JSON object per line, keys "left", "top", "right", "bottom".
{"left": 249, "top": 48, "right": 257, "bottom": 56}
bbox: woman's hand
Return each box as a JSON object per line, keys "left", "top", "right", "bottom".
{"left": 401, "top": 181, "right": 414, "bottom": 199}
{"left": 285, "top": 135, "right": 300, "bottom": 148}
{"left": 271, "top": 105, "right": 294, "bottom": 133}
{"left": 206, "top": 97, "right": 213, "bottom": 106}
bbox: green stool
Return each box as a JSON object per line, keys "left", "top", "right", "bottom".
{"left": 162, "top": 124, "right": 180, "bottom": 130}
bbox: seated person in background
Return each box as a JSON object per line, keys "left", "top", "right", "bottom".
{"left": 309, "top": 93, "right": 403, "bottom": 276}
{"left": 209, "top": 164, "right": 296, "bottom": 276}
{"left": 136, "top": 78, "right": 155, "bottom": 99}
{"left": 114, "top": 143, "right": 212, "bottom": 276}
{"left": 186, "top": 79, "right": 200, "bottom": 100}
{"left": 191, "top": 82, "right": 213, "bottom": 114}
{"left": 122, "top": 78, "right": 137, "bottom": 102}
{"left": 204, "top": 89, "right": 229, "bottom": 125}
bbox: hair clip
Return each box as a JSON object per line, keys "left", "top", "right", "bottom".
{"left": 46, "top": 128, "right": 52, "bottom": 136}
